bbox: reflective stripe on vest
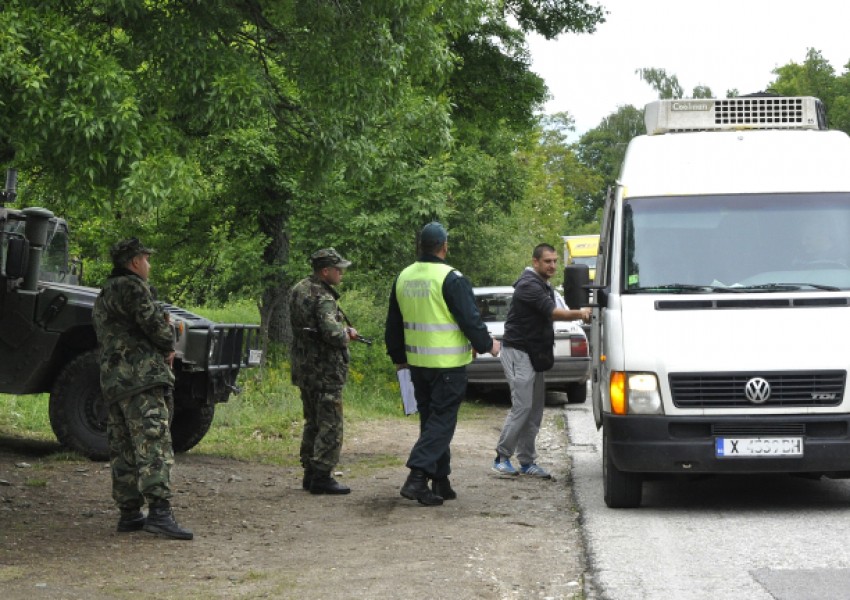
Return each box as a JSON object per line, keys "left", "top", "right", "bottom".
{"left": 396, "top": 261, "right": 472, "bottom": 368}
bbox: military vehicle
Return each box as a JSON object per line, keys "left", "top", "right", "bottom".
{"left": 0, "top": 169, "right": 262, "bottom": 459}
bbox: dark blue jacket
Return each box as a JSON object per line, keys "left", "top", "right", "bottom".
{"left": 502, "top": 268, "right": 555, "bottom": 354}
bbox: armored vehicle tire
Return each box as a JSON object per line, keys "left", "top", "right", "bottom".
{"left": 603, "top": 428, "right": 642, "bottom": 508}
{"left": 49, "top": 350, "right": 109, "bottom": 460}
{"left": 565, "top": 381, "right": 588, "bottom": 404}
{"left": 170, "top": 403, "right": 215, "bottom": 453}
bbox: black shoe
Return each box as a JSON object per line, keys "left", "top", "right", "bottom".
{"left": 310, "top": 470, "right": 351, "bottom": 495}
{"left": 431, "top": 477, "right": 457, "bottom": 501}
{"left": 116, "top": 508, "right": 145, "bottom": 532}
{"left": 400, "top": 469, "right": 443, "bottom": 506}
{"left": 143, "top": 501, "right": 194, "bottom": 540}
{"left": 302, "top": 466, "right": 313, "bottom": 491}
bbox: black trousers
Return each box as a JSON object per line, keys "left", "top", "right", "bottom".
{"left": 406, "top": 366, "right": 467, "bottom": 479}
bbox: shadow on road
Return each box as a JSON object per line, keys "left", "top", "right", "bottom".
{"left": 641, "top": 472, "right": 850, "bottom": 511}
{"left": 0, "top": 434, "right": 64, "bottom": 458}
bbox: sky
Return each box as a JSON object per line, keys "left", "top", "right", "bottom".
{"left": 527, "top": 0, "right": 850, "bottom": 138}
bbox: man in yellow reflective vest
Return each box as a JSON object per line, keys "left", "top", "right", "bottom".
{"left": 385, "top": 222, "right": 500, "bottom": 505}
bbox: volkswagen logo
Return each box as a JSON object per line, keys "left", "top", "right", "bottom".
{"left": 745, "top": 377, "right": 771, "bottom": 404}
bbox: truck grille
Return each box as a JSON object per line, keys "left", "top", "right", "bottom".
{"left": 206, "top": 324, "right": 261, "bottom": 371}
{"left": 670, "top": 371, "right": 845, "bottom": 408}
{"left": 713, "top": 97, "right": 821, "bottom": 126}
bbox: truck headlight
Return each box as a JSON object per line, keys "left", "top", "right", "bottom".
{"left": 627, "top": 373, "right": 663, "bottom": 414}
{"left": 610, "top": 372, "right": 663, "bottom": 415}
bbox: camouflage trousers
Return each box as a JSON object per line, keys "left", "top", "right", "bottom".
{"left": 299, "top": 386, "right": 344, "bottom": 473}
{"left": 108, "top": 386, "right": 174, "bottom": 510}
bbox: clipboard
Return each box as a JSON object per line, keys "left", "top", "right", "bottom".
{"left": 396, "top": 368, "right": 418, "bottom": 415}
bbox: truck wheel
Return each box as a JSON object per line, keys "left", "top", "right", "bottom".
{"left": 603, "top": 428, "right": 642, "bottom": 508}
{"left": 49, "top": 351, "right": 109, "bottom": 460}
{"left": 170, "top": 404, "right": 215, "bottom": 453}
{"left": 565, "top": 381, "right": 588, "bottom": 404}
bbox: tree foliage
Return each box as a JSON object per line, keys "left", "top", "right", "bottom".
{"left": 636, "top": 67, "right": 713, "bottom": 100}
{"left": 573, "top": 105, "right": 643, "bottom": 218}
{"left": 0, "top": 0, "right": 607, "bottom": 344}
{"left": 768, "top": 48, "right": 850, "bottom": 134}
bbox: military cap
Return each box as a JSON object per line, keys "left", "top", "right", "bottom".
{"left": 110, "top": 237, "right": 154, "bottom": 267}
{"left": 310, "top": 247, "right": 352, "bottom": 270}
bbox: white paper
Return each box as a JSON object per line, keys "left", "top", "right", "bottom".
{"left": 396, "top": 368, "right": 418, "bottom": 415}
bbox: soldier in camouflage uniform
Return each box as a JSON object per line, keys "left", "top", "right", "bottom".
{"left": 290, "top": 248, "right": 359, "bottom": 495}
{"left": 92, "top": 238, "right": 193, "bottom": 539}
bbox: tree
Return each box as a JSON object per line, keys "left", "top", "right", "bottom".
{"left": 0, "top": 0, "right": 607, "bottom": 346}
{"left": 768, "top": 48, "right": 850, "bottom": 134}
{"left": 574, "top": 105, "right": 644, "bottom": 217}
{"left": 636, "top": 67, "right": 713, "bottom": 100}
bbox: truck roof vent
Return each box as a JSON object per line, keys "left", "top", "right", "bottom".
{"left": 644, "top": 96, "right": 828, "bottom": 135}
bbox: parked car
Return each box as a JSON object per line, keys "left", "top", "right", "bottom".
{"left": 468, "top": 286, "right": 589, "bottom": 404}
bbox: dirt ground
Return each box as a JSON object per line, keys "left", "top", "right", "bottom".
{"left": 0, "top": 401, "right": 589, "bottom": 600}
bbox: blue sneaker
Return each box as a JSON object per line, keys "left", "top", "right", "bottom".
{"left": 519, "top": 463, "right": 552, "bottom": 479}
{"left": 492, "top": 458, "right": 518, "bottom": 475}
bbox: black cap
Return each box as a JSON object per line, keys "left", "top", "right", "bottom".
{"left": 420, "top": 222, "right": 448, "bottom": 247}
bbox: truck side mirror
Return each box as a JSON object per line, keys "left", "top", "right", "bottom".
{"left": 69, "top": 257, "right": 83, "bottom": 285}
{"left": 563, "top": 264, "right": 590, "bottom": 308}
{"left": 6, "top": 237, "right": 28, "bottom": 279}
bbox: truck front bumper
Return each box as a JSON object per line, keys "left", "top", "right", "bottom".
{"left": 604, "top": 413, "right": 850, "bottom": 475}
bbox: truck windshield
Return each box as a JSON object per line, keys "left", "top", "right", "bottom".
{"left": 0, "top": 217, "right": 72, "bottom": 282}
{"left": 623, "top": 192, "right": 850, "bottom": 292}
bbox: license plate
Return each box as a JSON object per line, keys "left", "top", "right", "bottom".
{"left": 248, "top": 349, "right": 263, "bottom": 365}
{"left": 715, "top": 437, "right": 804, "bottom": 458}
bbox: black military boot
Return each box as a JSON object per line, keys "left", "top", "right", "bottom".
{"left": 143, "top": 500, "right": 194, "bottom": 540}
{"left": 116, "top": 508, "right": 146, "bottom": 532}
{"left": 309, "top": 470, "right": 351, "bottom": 495}
{"left": 431, "top": 476, "right": 457, "bottom": 501}
{"left": 302, "top": 466, "right": 314, "bottom": 491}
{"left": 400, "top": 469, "right": 443, "bottom": 506}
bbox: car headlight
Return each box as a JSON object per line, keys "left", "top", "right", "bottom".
{"left": 610, "top": 372, "right": 663, "bottom": 415}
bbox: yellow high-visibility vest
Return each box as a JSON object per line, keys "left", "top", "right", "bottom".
{"left": 396, "top": 262, "right": 472, "bottom": 368}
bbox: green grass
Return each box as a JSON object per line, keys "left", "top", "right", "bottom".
{"left": 0, "top": 393, "right": 54, "bottom": 442}
{"left": 182, "top": 298, "right": 261, "bottom": 324}
{"left": 0, "top": 298, "right": 500, "bottom": 466}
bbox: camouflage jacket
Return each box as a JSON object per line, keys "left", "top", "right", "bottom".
{"left": 289, "top": 274, "right": 349, "bottom": 391}
{"left": 92, "top": 268, "right": 175, "bottom": 402}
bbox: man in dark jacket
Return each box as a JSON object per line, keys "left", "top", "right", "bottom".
{"left": 93, "top": 238, "right": 192, "bottom": 539}
{"left": 492, "top": 243, "right": 590, "bottom": 478}
{"left": 385, "top": 222, "right": 500, "bottom": 505}
{"left": 290, "top": 248, "right": 359, "bottom": 495}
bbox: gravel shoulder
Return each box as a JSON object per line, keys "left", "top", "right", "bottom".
{"left": 0, "top": 403, "right": 588, "bottom": 600}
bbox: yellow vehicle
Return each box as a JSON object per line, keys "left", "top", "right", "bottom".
{"left": 563, "top": 234, "right": 599, "bottom": 280}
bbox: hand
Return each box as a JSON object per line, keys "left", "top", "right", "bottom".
{"left": 395, "top": 363, "right": 409, "bottom": 371}
{"left": 580, "top": 308, "right": 592, "bottom": 323}
{"left": 166, "top": 351, "right": 175, "bottom": 368}
{"left": 490, "top": 339, "right": 501, "bottom": 357}
{"left": 346, "top": 326, "right": 359, "bottom": 341}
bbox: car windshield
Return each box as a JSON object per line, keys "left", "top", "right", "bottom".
{"left": 623, "top": 192, "right": 850, "bottom": 292}
{"left": 474, "top": 292, "right": 513, "bottom": 322}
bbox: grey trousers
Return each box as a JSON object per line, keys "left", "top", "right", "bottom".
{"left": 495, "top": 346, "right": 546, "bottom": 465}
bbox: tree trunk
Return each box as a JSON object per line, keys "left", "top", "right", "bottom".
{"left": 258, "top": 207, "right": 292, "bottom": 347}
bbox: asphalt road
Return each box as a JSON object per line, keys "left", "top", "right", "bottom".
{"left": 565, "top": 399, "right": 850, "bottom": 600}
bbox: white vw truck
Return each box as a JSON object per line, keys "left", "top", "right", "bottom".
{"left": 592, "top": 96, "right": 850, "bottom": 507}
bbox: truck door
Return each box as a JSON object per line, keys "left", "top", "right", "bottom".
{"left": 591, "top": 186, "right": 616, "bottom": 429}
